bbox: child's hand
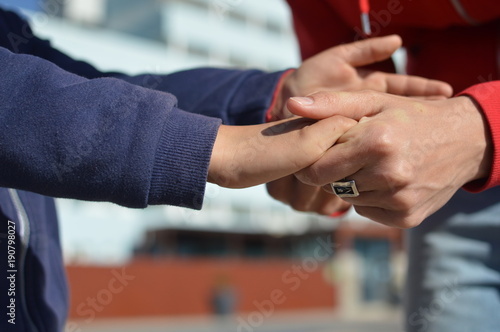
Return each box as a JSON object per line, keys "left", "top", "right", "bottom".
{"left": 208, "top": 116, "right": 356, "bottom": 189}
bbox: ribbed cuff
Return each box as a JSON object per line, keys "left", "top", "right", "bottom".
{"left": 458, "top": 81, "right": 500, "bottom": 192}
{"left": 148, "top": 107, "right": 221, "bottom": 209}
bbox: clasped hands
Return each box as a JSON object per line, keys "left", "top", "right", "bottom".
{"left": 209, "top": 35, "right": 491, "bottom": 228}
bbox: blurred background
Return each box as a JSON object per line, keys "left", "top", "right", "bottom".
{"left": 3, "top": 1, "right": 406, "bottom": 331}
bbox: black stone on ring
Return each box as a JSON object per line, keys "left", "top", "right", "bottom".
{"left": 331, "top": 180, "right": 359, "bottom": 198}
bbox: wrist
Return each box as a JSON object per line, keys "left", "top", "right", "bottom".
{"left": 208, "top": 125, "right": 232, "bottom": 187}
{"left": 455, "top": 96, "right": 493, "bottom": 183}
{"left": 266, "top": 69, "right": 296, "bottom": 122}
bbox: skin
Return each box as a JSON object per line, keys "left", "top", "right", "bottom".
{"left": 208, "top": 116, "right": 357, "bottom": 189}
{"left": 269, "top": 35, "right": 452, "bottom": 122}
{"left": 288, "top": 90, "right": 492, "bottom": 228}
{"left": 265, "top": 35, "right": 453, "bottom": 215}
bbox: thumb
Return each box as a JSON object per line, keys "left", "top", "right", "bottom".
{"left": 287, "top": 90, "right": 387, "bottom": 120}
{"left": 335, "top": 34, "right": 402, "bottom": 67}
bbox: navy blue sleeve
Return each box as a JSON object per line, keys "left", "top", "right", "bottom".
{"left": 118, "top": 69, "right": 285, "bottom": 125}
{"left": 0, "top": 8, "right": 285, "bottom": 126}
{"left": 0, "top": 47, "right": 221, "bottom": 209}
{"left": 28, "top": 41, "right": 285, "bottom": 125}
{"left": 0, "top": 8, "right": 287, "bottom": 209}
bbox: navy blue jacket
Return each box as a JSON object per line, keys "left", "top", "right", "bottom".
{"left": 0, "top": 8, "right": 284, "bottom": 331}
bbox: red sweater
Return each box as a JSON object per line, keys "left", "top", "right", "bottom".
{"left": 287, "top": 0, "right": 500, "bottom": 191}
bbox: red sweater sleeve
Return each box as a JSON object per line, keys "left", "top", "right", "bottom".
{"left": 458, "top": 81, "right": 500, "bottom": 192}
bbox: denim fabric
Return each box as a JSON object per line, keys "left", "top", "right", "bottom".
{"left": 405, "top": 187, "right": 500, "bottom": 332}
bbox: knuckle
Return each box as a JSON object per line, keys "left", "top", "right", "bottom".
{"left": 354, "top": 198, "right": 422, "bottom": 229}
{"left": 383, "top": 197, "right": 424, "bottom": 228}
{"left": 368, "top": 125, "right": 398, "bottom": 157}
{"left": 332, "top": 115, "right": 357, "bottom": 131}
{"left": 380, "top": 161, "right": 414, "bottom": 190}
{"left": 390, "top": 195, "right": 415, "bottom": 213}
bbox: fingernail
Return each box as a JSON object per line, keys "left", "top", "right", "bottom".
{"left": 290, "top": 96, "right": 314, "bottom": 105}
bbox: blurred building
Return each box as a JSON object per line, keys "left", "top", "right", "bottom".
{"left": 58, "top": 0, "right": 299, "bottom": 70}
{"left": 7, "top": 0, "right": 405, "bottom": 320}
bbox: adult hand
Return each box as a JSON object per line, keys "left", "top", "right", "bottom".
{"left": 208, "top": 116, "right": 356, "bottom": 189}
{"left": 268, "top": 34, "right": 453, "bottom": 122}
{"left": 288, "top": 91, "right": 492, "bottom": 228}
{"left": 265, "top": 35, "right": 453, "bottom": 216}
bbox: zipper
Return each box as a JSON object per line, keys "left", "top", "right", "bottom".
{"left": 359, "top": 0, "right": 371, "bottom": 36}
{"left": 8, "top": 189, "right": 40, "bottom": 332}
{"left": 359, "top": 0, "right": 479, "bottom": 31}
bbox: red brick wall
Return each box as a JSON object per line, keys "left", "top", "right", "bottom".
{"left": 66, "top": 258, "right": 337, "bottom": 320}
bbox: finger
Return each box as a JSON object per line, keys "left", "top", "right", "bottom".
{"left": 338, "top": 190, "right": 402, "bottom": 210}
{"left": 288, "top": 90, "right": 390, "bottom": 122}
{"left": 298, "top": 115, "right": 358, "bottom": 158}
{"left": 322, "top": 183, "right": 387, "bottom": 209}
{"left": 227, "top": 115, "right": 356, "bottom": 188}
{"left": 352, "top": 205, "right": 401, "bottom": 227}
{"left": 255, "top": 115, "right": 357, "bottom": 187}
{"left": 353, "top": 205, "right": 420, "bottom": 228}
{"left": 289, "top": 180, "right": 322, "bottom": 212}
{"left": 322, "top": 183, "right": 335, "bottom": 194}
{"left": 321, "top": 174, "right": 382, "bottom": 196}
{"left": 379, "top": 73, "right": 453, "bottom": 97}
{"left": 411, "top": 95, "right": 449, "bottom": 101}
{"left": 315, "top": 192, "right": 351, "bottom": 216}
{"left": 269, "top": 174, "right": 350, "bottom": 215}
{"left": 334, "top": 167, "right": 404, "bottom": 194}
{"left": 335, "top": 35, "right": 402, "bottom": 67}
{"left": 295, "top": 140, "right": 364, "bottom": 187}
{"left": 290, "top": 180, "right": 349, "bottom": 215}
{"left": 266, "top": 176, "right": 295, "bottom": 205}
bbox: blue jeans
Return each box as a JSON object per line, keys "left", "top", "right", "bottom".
{"left": 405, "top": 187, "right": 500, "bottom": 332}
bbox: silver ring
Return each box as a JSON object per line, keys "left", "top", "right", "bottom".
{"left": 331, "top": 179, "right": 359, "bottom": 198}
